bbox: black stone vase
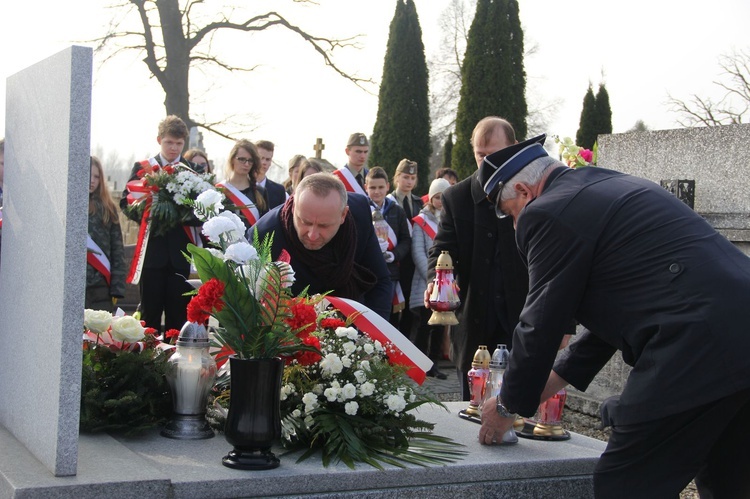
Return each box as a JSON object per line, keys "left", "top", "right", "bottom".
{"left": 221, "top": 356, "right": 283, "bottom": 470}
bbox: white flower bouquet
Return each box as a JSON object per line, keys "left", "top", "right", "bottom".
{"left": 279, "top": 306, "right": 465, "bottom": 469}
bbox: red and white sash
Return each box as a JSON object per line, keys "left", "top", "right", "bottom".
{"left": 333, "top": 167, "right": 366, "bottom": 196}
{"left": 411, "top": 213, "right": 438, "bottom": 241}
{"left": 125, "top": 158, "right": 159, "bottom": 285}
{"left": 86, "top": 235, "right": 111, "bottom": 285}
{"left": 322, "top": 296, "right": 432, "bottom": 384}
{"left": 216, "top": 182, "right": 260, "bottom": 226}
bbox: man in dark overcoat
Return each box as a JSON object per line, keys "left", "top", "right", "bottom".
{"left": 478, "top": 135, "right": 750, "bottom": 498}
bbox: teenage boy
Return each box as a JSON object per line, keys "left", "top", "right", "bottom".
{"left": 120, "top": 115, "right": 204, "bottom": 332}
{"left": 388, "top": 159, "right": 423, "bottom": 339}
{"left": 365, "top": 167, "right": 412, "bottom": 327}
{"left": 254, "top": 140, "right": 287, "bottom": 209}
{"left": 334, "top": 132, "right": 370, "bottom": 196}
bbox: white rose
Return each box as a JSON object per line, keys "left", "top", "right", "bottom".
{"left": 359, "top": 360, "right": 371, "bottom": 372}
{"left": 386, "top": 394, "right": 406, "bottom": 413}
{"left": 354, "top": 370, "right": 367, "bottom": 383}
{"left": 363, "top": 343, "right": 374, "bottom": 354}
{"left": 110, "top": 315, "right": 145, "bottom": 343}
{"left": 359, "top": 382, "right": 375, "bottom": 397}
{"left": 342, "top": 383, "right": 357, "bottom": 400}
{"left": 224, "top": 241, "right": 258, "bottom": 264}
{"left": 344, "top": 401, "right": 359, "bottom": 416}
{"left": 84, "top": 309, "right": 112, "bottom": 334}
{"left": 324, "top": 387, "right": 340, "bottom": 402}
{"left": 341, "top": 356, "right": 352, "bottom": 368}
{"left": 342, "top": 342, "right": 356, "bottom": 356}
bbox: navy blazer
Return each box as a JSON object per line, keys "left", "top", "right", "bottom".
{"left": 502, "top": 166, "right": 750, "bottom": 425}
{"left": 252, "top": 193, "right": 392, "bottom": 320}
{"left": 264, "top": 178, "right": 287, "bottom": 210}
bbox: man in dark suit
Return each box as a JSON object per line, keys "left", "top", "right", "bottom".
{"left": 427, "top": 117, "right": 529, "bottom": 399}
{"left": 120, "top": 115, "right": 204, "bottom": 332}
{"left": 252, "top": 173, "right": 391, "bottom": 320}
{"left": 255, "top": 140, "right": 287, "bottom": 209}
{"left": 478, "top": 135, "right": 750, "bottom": 498}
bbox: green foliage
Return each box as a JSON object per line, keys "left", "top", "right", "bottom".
{"left": 441, "top": 134, "right": 454, "bottom": 169}
{"left": 595, "top": 83, "right": 613, "bottom": 136}
{"left": 370, "top": 0, "right": 432, "bottom": 195}
{"left": 452, "top": 0, "right": 528, "bottom": 179}
{"left": 576, "top": 84, "right": 598, "bottom": 150}
{"left": 188, "top": 233, "right": 304, "bottom": 360}
{"left": 80, "top": 346, "right": 172, "bottom": 435}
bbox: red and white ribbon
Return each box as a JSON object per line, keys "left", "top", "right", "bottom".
{"left": 411, "top": 213, "right": 437, "bottom": 240}
{"left": 217, "top": 182, "right": 260, "bottom": 226}
{"left": 125, "top": 158, "right": 158, "bottom": 285}
{"left": 333, "top": 168, "right": 366, "bottom": 196}
{"left": 322, "top": 296, "right": 432, "bottom": 385}
{"left": 86, "top": 235, "right": 111, "bottom": 285}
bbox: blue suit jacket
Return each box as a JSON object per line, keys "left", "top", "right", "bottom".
{"left": 502, "top": 166, "right": 750, "bottom": 425}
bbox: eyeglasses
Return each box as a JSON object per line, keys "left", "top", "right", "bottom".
{"left": 235, "top": 157, "right": 252, "bottom": 165}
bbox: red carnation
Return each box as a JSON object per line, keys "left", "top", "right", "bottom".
{"left": 164, "top": 165, "right": 175, "bottom": 175}
{"left": 165, "top": 329, "right": 180, "bottom": 339}
{"left": 294, "top": 336, "right": 322, "bottom": 366}
{"left": 187, "top": 278, "right": 225, "bottom": 323}
{"left": 278, "top": 249, "right": 291, "bottom": 264}
{"left": 321, "top": 317, "right": 346, "bottom": 330}
{"left": 285, "top": 300, "right": 317, "bottom": 337}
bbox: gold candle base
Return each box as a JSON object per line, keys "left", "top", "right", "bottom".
{"left": 428, "top": 310, "right": 459, "bottom": 326}
{"left": 513, "top": 416, "right": 525, "bottom": 431}
{"left": 464, "top": 403, "right": 481, "bottom": 418}
{"left": 533, "top": 423, "right": 567, "bottom": 437}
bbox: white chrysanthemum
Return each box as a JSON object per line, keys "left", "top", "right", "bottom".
{"left": 341, "top": 356, "right": 352, "bottom": 368}
{"left": 344, "top": 401, "right": 359, "bottom": 416}
{"left": 335, "top": 326, "right": 351, "bottom": 338}
{"left": 363, "top": 343, "right": 374, "bottom": 354}
{"left": 359, "top": 382, "right": 376, "bottom": 397}
{"left": 324, "top": 386, "right": 340, "bottom": 402}
{"left": 320, "top": 353, "right": 344, "bottom": 376}
{"left": 374, "top": 340, "right": 384, "bottom": 352}
{"left": 342, "top": 383, "right": 357, "bottom": 400}
{"left": 386, "top": 394, "right": 406, "bottom": 413}
{"left": 359, "top": 360, "right": 371, "bottom": 372}
{"left": 224, "top": 241, "right": 258, "bottom": 264}
{"left": 195, "top": 189, "right": 224, "bottom": 217}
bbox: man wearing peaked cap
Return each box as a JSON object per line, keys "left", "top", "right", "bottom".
{"left": 477, "top": 137, "right": 750, "bottom": 497}
{"left": 333, "top": 132, "right": 370, "bottom": 196}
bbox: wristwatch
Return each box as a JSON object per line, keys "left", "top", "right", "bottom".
{"left": 496, "top": 399, "right": 516, "bottom": 418}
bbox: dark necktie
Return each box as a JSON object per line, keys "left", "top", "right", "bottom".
{"left": 355, "top": 173, "right": 364, "bottom": 189}
{"left": 402, "top": 196, "right": 412, "bottom": 219}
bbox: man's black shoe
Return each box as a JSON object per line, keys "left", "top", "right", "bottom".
{"left": 426, "top": 367, "right": 448, "bottom": 380}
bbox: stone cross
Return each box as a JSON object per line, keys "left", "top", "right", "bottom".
{"left": 313, "top": 138, "right": 325, "bottom": 159}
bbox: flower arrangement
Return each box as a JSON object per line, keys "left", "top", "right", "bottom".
{"left": 80, "top": 309, "right": 174, "bottom": 434}
{"left": 553, "top": 136, "right": 597, "bottom": 168}
{"left": 186, "top": 190, "right": 312, "bottom": 362}
{"left": 125, "top": 161, "right": 216, "bottom": 236}
{"left": 279, "top": 303, "right": 465, "bottom": 469}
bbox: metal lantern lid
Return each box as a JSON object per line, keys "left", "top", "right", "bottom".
{"left": 435, "top": 251, "right": 454, "bottom": 270}
{"left": 177, "top": 321, "right": 210, "bottom": 347}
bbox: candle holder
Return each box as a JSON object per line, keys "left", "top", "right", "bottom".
{"left": 458, "top": 345, "right": 490, "bottom": 422}
{"left": 517, "top": 388, "right": 570, "bottom": 441}
{"left": 428, "top": 251, "right": 460, "bottom": 326}
{"left": 161, "top": 321, "right": 217, "bottom": 440}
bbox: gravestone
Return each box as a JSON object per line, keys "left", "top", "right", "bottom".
{"left": 0, "top": 46, "right": 92, "bottom": 476}
{"left": 566, "top": 123, "right": 750, "bottom": 416}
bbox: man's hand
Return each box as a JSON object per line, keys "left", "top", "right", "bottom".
{"left": 383, "top": 251, "right": 395, "bottom": 263}
{"left": 478, "top": 396, "right": 516, "bottom": 445}
{"left": 378, "top": 240, "right": 389, "bottom": 253}
{"left": 423, "top": 281, "right": 434, "bottom": 308}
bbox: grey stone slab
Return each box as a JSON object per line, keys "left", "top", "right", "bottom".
{"left": 1, "top": 403, "right": 604, "bottom": 498}
{"left": 0, "top": 45, "right": 92, "bottom": 476}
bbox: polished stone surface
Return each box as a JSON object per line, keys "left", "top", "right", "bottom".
{"left": 0, "top": 402, "right": 605, "bottom": 498}
{"left": 0, "top": 45, "right": 92, "bottom": 477}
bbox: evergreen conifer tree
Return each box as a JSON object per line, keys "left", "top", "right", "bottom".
{"left": 442, "top": 134, "right": 454, "bottom": 168}
{"left": 370, "top": 0, "right": 432, "bottom": 194}
{"left": 594, "top": 83, "right": 613, "bottom": 137}
{"left": 452, "top": 0, "right": 527, "bottom": 179}
{"left": 576, "top": 84, "right": 598, "bottom": 150}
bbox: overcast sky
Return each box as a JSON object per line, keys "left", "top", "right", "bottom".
{"left": 2, "top": 0, "right": 748, "bottom": 185}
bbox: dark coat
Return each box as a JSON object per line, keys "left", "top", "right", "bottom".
{"left": 428, "top": 172, "right": 529, "bottom": 373}
{"left": 502, "top": 166, "right": 750, "bottom": 425}
{"left": 87, "top": 203, "right": 126, "bottom": 298}
{"left": 253, "top": 193, "right": 392, "bottom": 320}
{"left": 371, "top": 197, "right": 411, "bottom": 281}
{"left": 263, "top": 178, "right": 287, "bottom": 210}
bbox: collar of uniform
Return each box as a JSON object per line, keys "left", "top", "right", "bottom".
{"left": 470, "top": 171, "right": 489, "bottom": 206}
